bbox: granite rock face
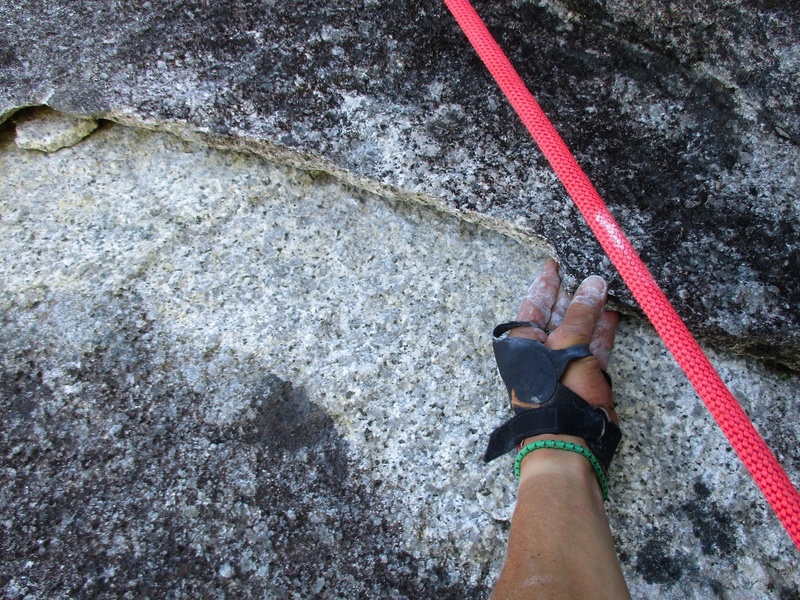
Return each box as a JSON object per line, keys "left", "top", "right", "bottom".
{"left": 2, "top": 0, "right": 800, "bottom": 597}
{"left": 0, "top": 0, "right": 798, "bottom": 365}
{"left": 1, "top": 118, "right": 799, "bottom": 599}
{"left": 559, "top": 0, "right": 800, "bottom": 142}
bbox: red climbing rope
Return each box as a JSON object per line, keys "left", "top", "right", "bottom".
{"left": 444, "top": 0, "right": 800, "bottom": 550}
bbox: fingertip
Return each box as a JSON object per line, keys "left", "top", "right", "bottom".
{"left": 545, "top": 285, "right": 571, "bottom": 330}
{"left": 515, "top": 258, "right": 562, "bottom": 325}
{"left": 574, "top": 275, "right": 607, "bottom": 302}
{"left": 590, "top": 310, "right": 620, "bottom": 370}
{"left": 602, "top": 309, "right": 620, "bottom": 329}
{"left": 547, "top": 276, "right": 608, "bottom": 348}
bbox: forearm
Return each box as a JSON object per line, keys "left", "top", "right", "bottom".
{"left": 491, "top": 436, "right": 630, "bottom": 600}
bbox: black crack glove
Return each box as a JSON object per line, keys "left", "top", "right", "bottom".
{"left": 484, "top": 321, "right": 622, "bottom": 472}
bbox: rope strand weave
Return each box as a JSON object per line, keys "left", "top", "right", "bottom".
{"left": 443, "top": 0, "right": 800, "bottom": 550}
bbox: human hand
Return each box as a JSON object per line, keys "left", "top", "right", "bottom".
{"left": 510, "top": 258, "right": 619, "bottom": 425}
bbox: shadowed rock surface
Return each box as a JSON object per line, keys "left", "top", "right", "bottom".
{"left": 1, "top": 0, "right": 798, "bottom": 365}
{"left": 1, "top": 327, "right": 478, "bottom": 598}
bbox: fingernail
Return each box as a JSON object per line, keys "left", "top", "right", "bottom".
{"left": 580, "top": 275, "right": 607, "bottom": 297}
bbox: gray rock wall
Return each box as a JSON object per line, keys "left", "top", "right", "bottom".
{"left": 559, "top": 0, "right": 799, "bottom": 141}
{"left": 1, "top": 0, "right": 798, "bottom": 365}
{"left": 2, "top": 0, "right": 800, "bottom": 597}
{"left": 1, "top": 118, "right": 798, "bottom": 599}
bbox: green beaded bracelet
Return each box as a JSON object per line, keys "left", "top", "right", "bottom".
{"left": 514, "top": 440, "right": 609, "bottom": 501}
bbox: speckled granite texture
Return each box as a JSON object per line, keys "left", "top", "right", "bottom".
{"left": 1, "top": 121, "right": 798, "bottom": 598}
{"left": 0, "top": 0, "right": 798, "bottom": 365}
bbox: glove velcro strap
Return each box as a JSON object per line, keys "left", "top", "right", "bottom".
{"left": 484, "top": 384, "right": 621, "bottom": 471}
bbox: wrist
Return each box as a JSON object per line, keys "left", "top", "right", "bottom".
{"left": 516, "top": 436, "right": 607, "bottom": 501}
{"left": 518, "top": 443, "right": 594, "bottom": 480}
{"left": 521, "top": 433, "right": 588, "bottom": 449}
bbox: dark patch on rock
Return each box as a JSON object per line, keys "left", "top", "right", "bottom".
{"left": 0, "top": 295, "right": 487, "bottom": 598}
{"left": 233, "top": 374, "right": 341, "bottom": 453}
{"left": 680, "top": 480, "right": 736, "bottom": 556}
{"left": 563, "top": 0, "right": 800, "bottom": 141}
{"left": 780, "top": 586, "right": 800, "bottom": 600}
{"left": 634, "top": 533, "right": 694, "bottom": 585}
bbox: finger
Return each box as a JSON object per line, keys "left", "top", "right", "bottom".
{"left": 545, "top": 285, "right": 571, "bottom": 331}
{"left": 589, "top": 310, "right": 619, "bottom": 370}
{"left": 514, "top": 258, "right": 560, "bottom": 328}
{"left": 508, "top": 325, "right": 549, "bottom": 343}
{"left": 547, "top": 275, "right": 608, "bottom": 349}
